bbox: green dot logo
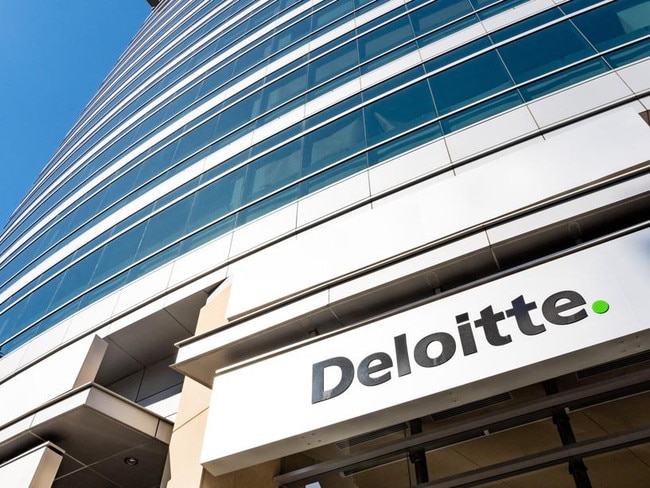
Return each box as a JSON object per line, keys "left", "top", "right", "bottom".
{"left": 592, "top": 300, "right": 610, "bottom": 314}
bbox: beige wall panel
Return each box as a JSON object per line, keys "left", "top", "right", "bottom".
{"left": 201, "top": 460, "right": 281, "bottom": 488}
{"left": 196, "top": 282, "right": 231, "bottom": 335}
{"left": 166, "top": 408, "right": 210, "bottom": 488}
{"left": 166, "top": 282, "right": 232, "bottom": 488}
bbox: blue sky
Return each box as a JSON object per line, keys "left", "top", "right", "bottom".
{"left": 0, "top": 1, "right": 151, "bottom": 227}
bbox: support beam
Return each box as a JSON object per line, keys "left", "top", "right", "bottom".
{"left": 408, "top": 419, "right": 429, "bottom": 484}
{"left": 544, "top": 379, "right": 592, "bottom": 488}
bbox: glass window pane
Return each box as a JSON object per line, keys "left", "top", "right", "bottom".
{"left": 312, "top": 0, "right": 355, "bottom": 29}
{"left": 134, "top": 143, "right": 177, "bottom": 187}
{"left": 0, "top": 300, "right": 29, "bottom": 343}
{"left": 304, "top": 94, "right": 362, "bottom": 131}
{"left": 429, "top": 50, "right": 513, "bottom": 115}
{"left": 92, "top": 225, "right": 144, "bottom": 283}
{"left": 304, "top": 111, "right": 365, "bottom": 174}
{"left": 272, "top": 16, "right": 310, "bottom": 51}
{"left": 129, "top": 244, "right": 181, "bottom": 281}
{"left": 136, "top": 197, "right": 193, "bottom": 260}
{"left": 363, "top": 66, "right": 425, "bottom": 102}
{"left": 244, "top": 139, "right": 303, "bottom": 201}
{"left": 173, "top": 116, "right": 220, "bottom": 162}
{"left": 79, "top": 272, "right": 129, "bottom": 309}
{"left": 478, "top": 0, "right": 529, "bottom": 20}
{"left": 364, "top": 81, "right": 437, "bottom": 146}
{"left": 197, "top": 63, "right": 235, "bottom": 99}
{"left": 498, "top": 21, "right": 596, "bottom": 84}
{"left": 572, "top": 0, "right": 650, "bottom": 51}
{"left": 309, "top": 42, "right": 359, "bottom": 87}
{"left": 219, "top": 91, "right": 264, "bottom": 134}
{"left": 469, "top": 0, "right": 497, "bottom": 8}
{"left": 262, "top": 67, "right": 308, "bottom": 111}
{"left": 49, "top": 251, "right": 101, "bottom": 306}
{"left": 410, "top": 0, "right": 474, "bottom": 37}
{"left": 187, "top": 168, "right": 246, "bottom": 230}
{"left": 560, "top": 0, "right": 599, "bottom": 15}
{"left": 358, "top": 15, "right": 414, "bottom": 62}
{"left": 604, "top": 37, "right": 650, "bottom": 67}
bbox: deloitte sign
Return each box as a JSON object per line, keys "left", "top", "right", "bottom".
{"left": 312, "top": 290, "right": 611, "bottom": 404}
{"left": 202, "top": 230, "right": 648, "bottom": 476}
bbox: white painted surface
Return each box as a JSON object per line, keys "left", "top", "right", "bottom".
{"left": 616, "top": 58, "right": 650, "bottom": 93}
{"left": 0, "top": 335, "right": 100, "bottom": 427}
{"left": 368, "top": 138, "right": 451, "bottom": 194}
{"left": 0, "top": 444, "right": 62, "bottom": 488}
{"left": 418, "top": 24, "right": 487, "bottom": 65}
{"left": 527, "top": 73, "right": 633, "bottom": 128}
{"left": 229, "top": 203, "right": 298, "bottom": 257}
{"left": 297, "top": 173, "right": 370, "bottom": 227}
{"left": 168, "top": 233, "right": 233, "bottom": 287}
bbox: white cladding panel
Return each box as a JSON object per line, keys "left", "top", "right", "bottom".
{"left": 0, "top": 335, "right": 105, "bottom": 428}
{"left": 0, "top": 444, "right": 62, "bottom": 488}
{"left": 202, "top": 228, "right": 650, "bottom": 475}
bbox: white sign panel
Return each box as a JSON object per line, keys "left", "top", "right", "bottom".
{"left": 202, "top": 229, "right": 650, "bottom": 475}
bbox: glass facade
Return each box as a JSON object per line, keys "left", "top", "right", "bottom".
{"left": 0, "top": 0, "right": 649, "bottom": 355}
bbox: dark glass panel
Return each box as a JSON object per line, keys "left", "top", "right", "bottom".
{"left": 410, "top": 0, "right": 474, "bottom": 36}
{"left": 129, "top": 244, "right": 181, "bottom": 281}
{"left": 91, "top": 224, "right": 144, "bottom": 284}
{"left": 272, "top": 16, "right": 311, "bottom": 51}
{"left": 429, "top": 50, "right": 513, "bottom": 115}
{"left": 364, "top": 81, "right": 437, "bottom": 146}
{"left": 79, "top": 271, "right": 129, "bottom": 309}
{"left": 309, "top": 42, "right": 359, "bottom": 87}
{"left": 605, "top": 38, "right": 650, "bottom": 67}
{"left": 14, "top": 275, "right": 62, "bottom": 329}
{"left": 304, "top": 111, "right": 365, "bottom": 174}
{"left": 498, "top": 21, "right": 596, "bottom": 83}
{"left": 363, "top": 66, "right": 425, "bottom": 101}
{"left": 48, "top": 251, "right": 102, "bottom": 307}
{"left": 244, "top": 139, "right": 303, "bottom": 201}
{"left": 312, "top": 0, "right": 355, "bottom": 29}
{"left": 572, "top": 0, "right": 650, "bottom": 51}
{"left": 262, "top": 66, "right": 308, "bottom": 112}
{"left": 135, "top": 197, "right": 193, "bottom": 261}
{"left": 358, "top": 14, "right": 414, "bottom": 62}
{"left": 186, "top": 168, "right": 246, "bottom": 231}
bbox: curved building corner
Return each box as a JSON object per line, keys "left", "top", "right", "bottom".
{"left": 1, "top": 0, "right": 650, "bottom": 487}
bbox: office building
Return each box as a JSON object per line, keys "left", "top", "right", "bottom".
{"left": 1, "top": 0, "right": 649, "bottom": 486}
